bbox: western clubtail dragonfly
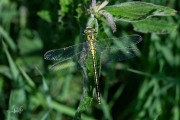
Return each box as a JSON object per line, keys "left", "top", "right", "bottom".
{"left": 44, "top": 27, "right": 142, "bottom": 104}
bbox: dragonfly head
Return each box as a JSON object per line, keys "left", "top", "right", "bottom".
{"left": 84, "top": 27, "right": 96, "bottom": 35}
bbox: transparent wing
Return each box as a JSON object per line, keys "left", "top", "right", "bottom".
{"left": 44, "top": 42, "right": 88, "bottom": 62}
{"left": 96, "top": 34, "right": 142, "bottom": 62}
{"left": 97, "top": 34, "right": 142, "bottom": 48}
{"left": 99, "top": 47, "right": 140, "bottom": 62}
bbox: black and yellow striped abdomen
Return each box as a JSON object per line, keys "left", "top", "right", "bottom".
{"left": 84, "top": 27, "right": 101, "bottom": 104}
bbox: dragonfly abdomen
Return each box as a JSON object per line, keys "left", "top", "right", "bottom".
{"left": 84, "top": 27, "right": 101, "bottom": 104}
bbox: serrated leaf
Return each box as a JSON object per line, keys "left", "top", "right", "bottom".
{"left": 37, "top": 10, "right": 51, "bottom": 23}
{"left": 132, "top": 18, "right": 177, "bottom": 34}
{"left": 104, "top": 2, "right": 176, "bottom": 22}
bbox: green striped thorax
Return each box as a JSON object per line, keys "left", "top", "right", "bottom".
{"left": 84, "top": 27, "right": 97, "bottom": 42}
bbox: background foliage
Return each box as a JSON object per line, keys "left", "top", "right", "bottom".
{"left": 0, "top": 0, "right": 179, "bottom": 119}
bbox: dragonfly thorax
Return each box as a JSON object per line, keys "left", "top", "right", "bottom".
{"left": 84, "top": 27, "right": 97, "bottom": 42}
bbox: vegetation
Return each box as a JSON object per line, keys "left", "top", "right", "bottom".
{"left": 0, "top": 0, "right": 179, "bottom": 119}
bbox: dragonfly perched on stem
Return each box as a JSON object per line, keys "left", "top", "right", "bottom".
{"left": 44, "top": 27, "right": 142, "bottom": 104}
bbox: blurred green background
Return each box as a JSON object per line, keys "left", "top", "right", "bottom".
{"left": 0, "top": 0, "right": 179, "bottom": 119}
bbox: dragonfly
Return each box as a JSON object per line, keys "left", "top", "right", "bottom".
{"left": 44, "top": 27, "right": 142, "bottom": 104}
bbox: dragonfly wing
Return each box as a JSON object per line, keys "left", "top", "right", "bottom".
{"left": 44, "top": 42, "right": 88, "bottom": 62}
{"left": 97, "top": 46, "right": 141, "bottom": 63}
{"left": 97, "top": 34, "right": 142, "bottom": 48}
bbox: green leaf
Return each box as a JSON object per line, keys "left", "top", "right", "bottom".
{"left": 18, "top": 66, "right": 35, "bottom": 88}
{"left": 18, "top": 29, "right": 43, "bottom": 55}
{"left": 37, "top": 10, "right": 52, "bottom": 23}
{"left": 101, "top": 97, "right": 112, "bottom": 120}
{"left": 6, "top": 90, "right": 14, "bottom": 120}
{"left": 132, "top": 18, "right": 177, "bottom": 34}
{"left": 50, "top": 100, "right": 94, "bottom": 120}
{"left": 18, "top": 66, "right": 35, "bottom": 89}
{"left": 78, "top": 96, "right": 92, "bottom": 112}
{"left": 104, "top": 2, "right": 176, "bottom": 22}
{"left": 109, "top": 85, "right": 124, "bottom": 108}
{"left": 74, "top": 95, "right": 93, "bottom": 120}
{"left": 16, "top": 56, "right": 43, "bottom": 70}
{"left": 37, "top": 68, "right": 52, "bottom": 108}
{"left": 0, "top": 65, "right": 12, "bottom": 79}
{"left": 42, "top": 78, "right": 52, "bottom": 109}
{"left": 6, "top": 90, "right": 25, "bottom": 120}
{"left": 0, "top": 26, "right": 17, "bottom": 51}
{"left": 3, "top": 41, "right": 19, "bottom": 81}
{"left": 59, "top": 0, "right": 72, "bottom": 16}
{"left": 172, "top": 105, "right": 180, "bottom": 120}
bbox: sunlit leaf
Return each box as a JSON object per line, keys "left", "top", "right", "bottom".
{"left": 104, "top": 1, "right": 176, "bottom": 22}
{"left": 132, "top": 18, "right": 177, "bottom": 34}
{"left": 59, "top": 0, "right": 72, "bottom": 16}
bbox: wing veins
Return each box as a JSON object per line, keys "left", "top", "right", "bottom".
{"left": 44, "top": 42, "right": 87, "bottom": 62}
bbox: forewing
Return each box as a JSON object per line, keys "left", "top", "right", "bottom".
{"left": 97, "top": 34, "right": 142, "bottom": 48}
{"left": 44, "top": 42, "right": 87, "bottom": 62}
